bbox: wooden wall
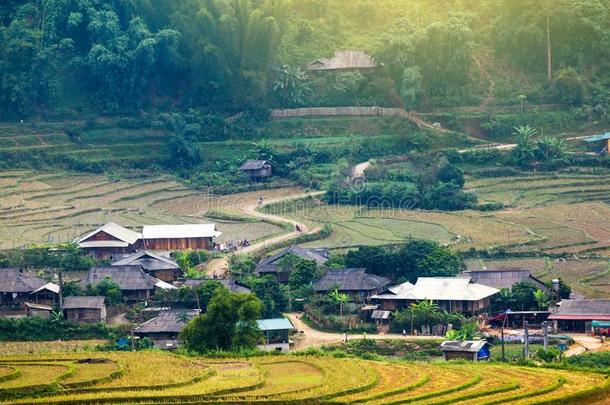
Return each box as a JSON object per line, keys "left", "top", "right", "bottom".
{"left": 143, "top": 237, "right": 211, "bottom": 251}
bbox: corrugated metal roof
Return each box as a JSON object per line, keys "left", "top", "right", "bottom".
{"left": 142, "top": 224, "right": 221, "bottom": 239}
{"left": 440, "top": 340, "right": 488, "bottom": 353}
{"left": 83, "top": 266, "right": 159, "bottom": 291}
{"left": 462, "top": 269, "right": 547, "bottom": 291}
{"left": 373, "top": 277, "right": 499, "bottom": 301}
{"left": 31, "top": 282, "right": 60, "bottom": 295}
{"left": 256, "top": 245, "right": 329, "bottom": 274}
{"left": 547, "top": 299, "right": 610, "bottom": 321}
{"left": 584, "top": 132, "right": 610, "bottom": 142}
{"left": 76, "top": 222, "right": 141, "bottom": 245}
{"left": 63, "top": 296, "right": 105, "bottom": 309}
{"left": 371, "top": 310, "right": 391, "bottom": 320}
{"left": 257, "top": 318, "right": 293, "bottom": 331}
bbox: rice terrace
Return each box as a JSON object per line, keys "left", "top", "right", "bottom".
{"left": 0, "top": 352, "right": 608, "bottom": 404}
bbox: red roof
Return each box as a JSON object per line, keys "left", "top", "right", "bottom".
{"left": 547, "top": 314, "right": 610, "bottom": 321}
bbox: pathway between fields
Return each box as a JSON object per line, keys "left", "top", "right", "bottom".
{"left": 205, "top": 190, "right": 324, "bottom": 277}
{"left": 565, "top": 334, "right": 606, "bottom": 357}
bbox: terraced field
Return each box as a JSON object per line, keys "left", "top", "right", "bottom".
{"left": 0, "top": 171, "right": 289, "bottom": 249}
{"left": 0, "top": 352, "right": 607, "bottom": 404}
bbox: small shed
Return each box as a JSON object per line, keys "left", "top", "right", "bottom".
{"left": 440, "top": 340, "right": 491, "bottom": 362}
{"left": 371, "top": 310, "right": 391, "bottom": 325}
{"left": 63, "top": 296, "right": 107, "bottom": 323}
{"left": 25, "top": 303, "right": 53, "bottom": 319}
{"left": 239, "top": 160, "right": 272, "bottom": 181}
{"left": 257, "top": 318, "right": 294, "bottom": 352}
{"left": 134, "top": 309, "right": 200, "bottom": 349}
{"left": 584, "top": 132, "right": 610, "bottom": 155}
{"left": 0, "top": 268, "right": 59, "bottom": 309}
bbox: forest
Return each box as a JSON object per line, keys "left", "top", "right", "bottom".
{"left": 1, "top": 0, "right": 609, "bottom": 119}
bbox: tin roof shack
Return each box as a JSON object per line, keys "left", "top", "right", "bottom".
{"left": 314, "top": 268, "right": 390, "bottom": 302}
{"left": 184, "top": 278, "right": 251, "bottom": 294}
{"left": 257, "top": 318, "right": 294, "bottom": 352}
{"left": 592, "top": 320, "right": 610, "bottom": 337}
{"left": 63, "top": 296, "right": 107, "bottom": 324}
{"left": 112, "top": 250, "right": 180, "bottom": 282}
{"left": 462, "top": 269, "right": 547, "bottom": 291}
{"left": 373, "top": 278, "right": 499, "bottom": 315}
{"left": 83, "top": 266, "right": 175, "bottom": 302}
{"left": 255, "top": 246, "right": 329, "bottom": 283}
{"left": 583, "top": 132, "right": 610, "bottom": 155}
{"left": 239, "top": 160, "right": 272, "bottom": 181}
{"left": 76, "top": 222, "right": 141, "bottom": 258}
{"left": 440, "top": 340, "right": 491, "bottom": 362}
{"left": 0, "top": 268, "right": 59, "bottom": 312}
{"left": 308, "top": 50, "right": 378, "bottom": 72}
{"left": 134, "top": 309, "right": 200, "bottom": 349}
{"left": 548, "top": 299, "right": 610, "bottom": 333}
{"left": 142, "top": 224, "right": 221, "bottom": 251}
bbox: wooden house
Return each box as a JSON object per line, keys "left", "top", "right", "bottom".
{"left": 548, "top": 299, "right": 610, "bottom": 333}
{"left": 255, "top": 245, "right": 329, "bottom": 283}
{"left": 314, "top": 268, "right": 390, "bottom": 302}
{"left": 134, "top": 309, "right": 200, "bottom": 349}
{"left": 76, "top": 222, "right": 141, "bottom": 258}
{"left": 82, "top": 266, "right": 175, "bottom": 302}
{"left": 462, "top": 269, "right": 547, "bottom": 291}
{"left": 239, "top": 160, "right": 272, "bottom": 181}
{"left": 372, "top": 277, "right": 499, "bottom": 315}
{"left": 141, "top": 224, "right": 221, "bottom": 251}
{"left": 257, "top": 318, "right": 294, "bottom": 352}
{"left": 440, "top": 340, "right": 491, "bottom": 362}
{"left": 0, "top": 268, "right": 59, "bottom": 310}
{"left": 63, "top": 296, "right": 107, "bottom": 323}
{"left": 111, "top": 250, "right": 180, "bottom": 282}
{"left": 307, "top": 50, "right": 378, "bottom": 72}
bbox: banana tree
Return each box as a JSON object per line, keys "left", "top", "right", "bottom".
{"left": 329, "top": 289, "right": 349, "bottom": 316}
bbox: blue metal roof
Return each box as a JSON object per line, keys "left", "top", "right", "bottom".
{"left": 257, "top": 318, "right": 293, "bottom": 331}
{"left": 584, "top": 132, "right": 610, "bottom": 142}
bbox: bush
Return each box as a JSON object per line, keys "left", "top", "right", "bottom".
{"left": 0, "top": 317, "right": 118, "bottom": 341}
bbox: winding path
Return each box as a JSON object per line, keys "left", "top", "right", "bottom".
{"left": 205, "top": 190, "right": 324, "bottom": 277}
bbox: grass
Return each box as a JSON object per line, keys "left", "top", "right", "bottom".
{"left": 0, "top": 353, "right": 607, "bottom": 404}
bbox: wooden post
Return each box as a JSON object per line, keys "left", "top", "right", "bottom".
{"left": 543, "top": 321, "right": 549, "bottom": 351}
{"left": 524, "top": 321, "right": 530, "bottom": 359}
{"left": 606, "top": 138, "right": 610, "bottom": 155}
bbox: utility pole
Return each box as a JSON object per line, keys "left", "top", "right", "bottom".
{"left": 524, "top": 321, "right": 530, "bottom": 359}
{"left": 543, "top": 321, "right": 549, "bottom": 351}
{"left": 546, "top": 15, "right": 552, "bottom": 84}
{"left": 501, "top": 312, "right": 507, "bottom": 362}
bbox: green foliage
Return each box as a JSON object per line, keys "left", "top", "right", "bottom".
{"left": 509, "top": 281, "right": 540, "bottom": 311}
{"left": 346, "top": 239, "right": 465, "bottom": 282}
{"left": 154, "top": 280, "right": 225, "bottom": 311}
{"left": 250, "top": 277, "right": 288, "bottom": 318}
{"left": 391, "top": 304, "right": 466, "bottom": 333}
{"left": 536, "top": 347, "right": 564, "bottom": 363}
{"left": 0, "top": 316, "right": 116, "bottom": 341}
{"left": 179, "top": 288, "right": 262, "bottom": 352}
{"left": 0, "top": 244, "right": 97, "bottom": 272}
{"left": 85, "top": 277, "right": 122, "bottom": 306}
{"left": 444, "top": 322, "right": 480, "bottom": 341}
{"left": 563, "top": 351, "right": 610, "bottom": 371}
{"left": 288, "top": 258, "right": 318, "bottom": 290}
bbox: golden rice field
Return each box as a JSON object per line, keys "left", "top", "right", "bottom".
{"left": 0, "top": 352, "right": 607, "bottom": 404}
{"left": 0, "top": 171, "right": 293, "bottom": 249}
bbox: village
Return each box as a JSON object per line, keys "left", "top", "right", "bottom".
{"left": 2, "top": 200, "right": 609, "bottom": 360}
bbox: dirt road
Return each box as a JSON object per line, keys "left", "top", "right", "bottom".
{"left": 286, "top": 313, "right": 441, "bottom": 350}
{"left": 565, "top": 334, "right": 606, "bottom": 356}
{"left": 351, "top": 161, "right": 370, "bottom": 179}
{"left": 206, "top": 190, "right": 324, "bottom": 277}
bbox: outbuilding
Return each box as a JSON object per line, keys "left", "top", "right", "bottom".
{"left": 257, "top": 318, "right": 294, "bottom": 352}
{"left": 63, "top": 296, "right": 107, "bottom": 323}
{"left": 239, "top": 160, "right": 272, "bottom": 181}
{"left": 440, "top": 340, "right": 491, "bottom": 362}
{"left": 0, "top": 268, "right": 59, "bottom": 310}
{"left": 141, "top": 224, "right": 221, "bottom": 251}
{"left": 134, "top": 309, "right": 200, "bottom": 349}
{"left": 82, "top": 266, "right": 175, "bottom": 302}
{"left": 255, "top": 245, "right": 329, "bottom": 283}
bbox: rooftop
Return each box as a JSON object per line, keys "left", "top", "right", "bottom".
{"left": 135, "top": 309, "right": 200, "bottom": 334}
{"left": 76, "top": 222, "right": 141, "bottom": 246}
{"left": 462, "top": 269, "right": 546, "bottom": 291}
{"left": 256, "top": 245, "right": 329, "bottom": 274}
{"left": 142, "top": 224, "right": 221, "bottom": 240}
{"left": 548, "top": 299, "right": 610, "bottom": 321}
{"left": 0, "top": 268, "right": 50, "bottom": 294}
{"left": 373, "top": 277, "right": 499, "bottom": 301}
{"left": 239, "top": 160, "right": 270, "bottom": 171}
{"left": 314, "top": 268, "right": 390, "bottom": 292}
{"left": 83, "top": 266, "right": 170, "bottom": 291}
{"left": 308, "top": 50, "right": 377, "bottom": 71}
{"left": 111, "top": 250, "right": 179, "bottom": 271}
{"left": 257, "top": 318, "right": 293, "bottom": 331}
{"left": 440, "top": 340, "right": 489, "bottom": 353}
{"left": 183, "top": 278, "right": 251, "bottom": 294}
{"left": 63, "top": 296, "right": 105, "bottom": 309}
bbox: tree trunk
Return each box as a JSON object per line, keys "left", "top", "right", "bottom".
{"left": 546, "top": 15, "right": 552, "bottom": 83}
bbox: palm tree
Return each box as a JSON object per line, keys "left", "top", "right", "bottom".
{"left": 329, "top": 289, "right": 349, "bottom": 316}
{"left": 534, "top": 289, "right": 550, "bottom": 310}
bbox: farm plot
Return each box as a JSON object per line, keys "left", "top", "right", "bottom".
{"left": 0, "top": 353, "right": 607, "bottom": 404}
{"left": 0, "top": 171, "right": 286, "bottom": 248}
